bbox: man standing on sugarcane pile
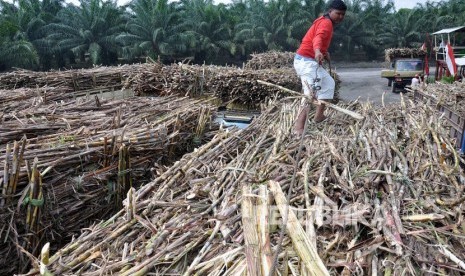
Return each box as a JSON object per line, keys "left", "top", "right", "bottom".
{"left": 293, "top": 0, "right": 346, "bottom": 135}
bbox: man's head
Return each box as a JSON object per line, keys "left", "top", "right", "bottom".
{"left": 328, "top": 0, "right": 347, "bottom": 24}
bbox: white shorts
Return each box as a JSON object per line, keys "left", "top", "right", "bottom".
{"left": 294, "top": 55, "right": 335, "bottom": 100}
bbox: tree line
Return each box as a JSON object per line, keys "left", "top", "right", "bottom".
{"left": 0, "top": 0, "right": 464, "bottom": 71}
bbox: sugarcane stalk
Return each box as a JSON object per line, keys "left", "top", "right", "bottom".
{"left": 23, "top": 157, "right": 43, "bottom": 256}
{"left": 314, "top": 159, "right": 330, "bottom": 228}
{"left": 257, "top": 185, "right": 273, "bottom": 276}
{"left": 40, "top": 242, "right": 53, "bottom": 276}
{"left": 9, "top": 138, "right": 26, "bottom": 200}
{"left": 268, "top": 180, "right": 329, "bottom": 276}
{"left": 402, "top": 214, "right": 445, "bottom": 222}
{"left": 438, "top": 245, "right": 465, "bottom": 270}
{"left": 303, "top": 160, "right": 317, "bottom": 251}
{"left": 126, "top": 187, "right": 135, "bottom": 221}
{"left": 241, "top": 186, "right": 261, "bottom": 276}
{"left": 117, "top": 144, "right": 126, "bottom": 208}
{"left": 1, "top": 143, "right": 11, "bottom": 206}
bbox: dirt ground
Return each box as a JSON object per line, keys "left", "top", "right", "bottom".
{"left": 335, "top": 66, "right": 405, "bottom": 105}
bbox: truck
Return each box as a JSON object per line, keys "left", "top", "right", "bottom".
{"left": 381, "top": 48, "right": 426, "bottom": 92}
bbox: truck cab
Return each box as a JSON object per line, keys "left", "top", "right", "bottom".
{"left": 381, "top": 58, "right": 424, "bottom": 92}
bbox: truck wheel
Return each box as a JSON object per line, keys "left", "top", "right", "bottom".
{"left": 391, "top": 83, "right": 396, "bottom": 93}
{"left": 388, "top": 79, "right": 392, "bottom": 87}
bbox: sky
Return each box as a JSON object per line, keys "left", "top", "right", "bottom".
{"left": 393, "top": 0, "right": 439, "bottom": 9}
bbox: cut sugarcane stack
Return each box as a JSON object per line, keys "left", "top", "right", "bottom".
{"left": 384, "top": 48, "right": 427, "bottom": 62}
{"left": 21, "top": 96, "right": 465, "bottom": 276}
{"left": 416, "top": 81, "right": 465, "bottom": 117}
{"left": 0, "top": 95, "right": 220, "bottom": 275}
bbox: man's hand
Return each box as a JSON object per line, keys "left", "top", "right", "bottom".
{"left": 314, "top": 49, "right": 324, "bottom": 64}
{"left": 325, "top": 52, "right": 331, "bottom": 62}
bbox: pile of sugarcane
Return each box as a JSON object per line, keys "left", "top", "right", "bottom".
{"left": 244, "top": 51, "right": 295, "bottom": 70}
{"left": 0, "top": 64, "right": 150, "bottom": 91}
{"left": 385, "top": 48, "right": 427, "bottom": 62}
{"left": 129, "top": 63, "right": 302, "bottom": 108}
{"left": 0, "top": 54, "right": 340, "bottom": 108}
{"left": 0, "top": 87, "right": 70, "bottom": 104}
{"left": 416, "top": 81, "right": 465, "bottom": 117}
{"left": 0, "top": 62, "right": 301, "bottom": 108}
{"left": 0, "top": 95, "right": 221, "bottom": 275}
{"left": 23, "top": 96, "right": 465, "bottom": 275}
{"left": 0, "top": 87, "right": 94, "bottom": 114}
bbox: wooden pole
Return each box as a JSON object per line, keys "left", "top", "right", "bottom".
{"left": 256, "top": 80, "right": 364, "bottom": 120}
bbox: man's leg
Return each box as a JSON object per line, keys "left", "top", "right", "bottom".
{"left": 313, "top": 68, "right": 334, "bottom": 123}
{"left": 314, "top": 103, "right": 326, "bottom": 123}
{"left": 293, "top": 59, "right": 317, "bottom": 135}
{"left": 294, "top": 104, "right": 310, "bottom": 135}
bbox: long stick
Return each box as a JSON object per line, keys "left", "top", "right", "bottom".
{"left": 257, "top": 80, "right": 364, "bottom": 120}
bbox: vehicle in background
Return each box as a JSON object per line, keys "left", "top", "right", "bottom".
{"left": 381, "top": 48, "right": 426, "bottom": 93}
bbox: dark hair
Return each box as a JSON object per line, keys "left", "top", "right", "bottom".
{"left": 329, "top": 0, "right": 347, "bottom": 11}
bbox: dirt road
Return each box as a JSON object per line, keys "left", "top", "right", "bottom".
{"left": 336, "top": 67, "right": 403, "bottom": 105}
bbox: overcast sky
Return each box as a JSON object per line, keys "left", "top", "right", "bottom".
{"left": 393, "top": 0, "right": 440, "bottom": 9}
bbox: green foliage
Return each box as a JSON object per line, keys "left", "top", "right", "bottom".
{"left": 0, "top": 0, "right": 48, "bottom": 69}
{"left": 426, "top": 76, "right": 435, "bottom": 84}
{"left": 378, "top": 8, "right": 422, "bottom": 48}
{"left": 0, "top": 0, "right": 464, "bottom": 69}
{"left": 116, "top": 0, "right": 188, "bottom": 62}
{"left": 440, "top": 76, "right": 455, "bottom": 84}
{"left": 0, "top": 38, "right": 40, "bottom": 68}
{"left": 44, "top": 0, "right": 125, "bottom": 65}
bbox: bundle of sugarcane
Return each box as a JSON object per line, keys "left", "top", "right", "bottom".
{"left": 0, "top": 87, "right": 61, "bottom": 105}
{"left": 0, "top": 87, "right": 80, "bottom": 113}
{"left": 129, "top": 63, "right": 301, "bottom": 108}
{"left": 0, "top": 69, "right": 41, "bottom": 89}
{"left": 207, "top": 67, "right": 301, "bottom": 108}
{"left": 23, "top": 95, "right": 465, "bottom": 276}
{"left": 417, "top": 82, "right": 465, "bottom": 117}
{"left": 244, "top": 51, "right": 295, "bottom": 70}
{"left": 0, "top": 95, "right": 192, "bottom": 144}
{"left": 0, "top": 96, "right": 221, "bottom": 275}
{"left": 0, "top": 61, "right": 329, "bottom": 108}
{"left": 385, "top": 48, "right": 427, "bottom": 62}
{"left": 127, "top": 62, "right": 204, "bottom": 97}
{"left": 0, "top": 64, "right": 149, "bottom": 91}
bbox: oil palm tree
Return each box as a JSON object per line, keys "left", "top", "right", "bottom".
{"left": 117, "top": 0, "right": 191, "bottom": 62}
{"left": 0, "top": 0, "right": 63, "bottom": 70}
{"left": 233, "top": 0, "right": 301, "bottom": 58}
{"left": 45, "top": 0, "right": 125, "bottom": 66}
{"left": 415, "top": 0, "right": 453, "bottom": 34}
{"left": 438, "top": 0, "right": 465, "bottom": 24}
{"left": 293, "top": 0, "right": 326, "bottom": 41}
{"left": 180, "top": 0, "right": 235, "bottom": 64}
{"left": 378, "top": 8, "right": 422, "bottom": 48}
{"left": 0, "top": 1, "right": 37, "bottom": 69}
{"left": 332, "top": 1, "right": 375, "bottom": 59}
{"left": 354, "top": 0, "right": 395, "bottom": 59}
